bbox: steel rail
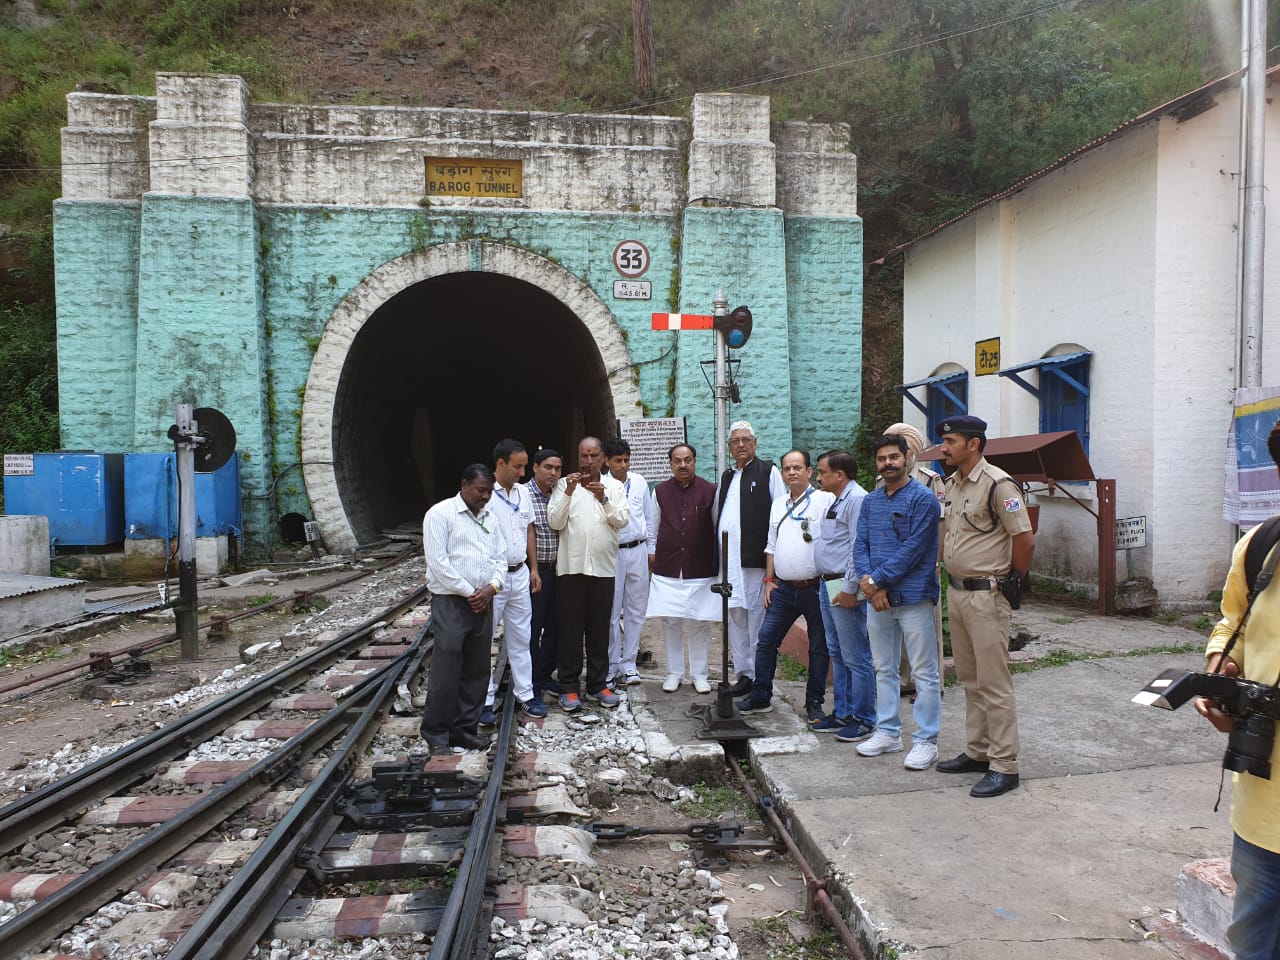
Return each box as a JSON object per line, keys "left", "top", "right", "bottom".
{"left": 0, "top": 650, "right": 409, "bottom": 959}
{"left": 724, "top": 757, "right": 866, "bottom": 959}
{"left": 428, "top": 685, "right": 517, "bottom": 960}
{"left": 166, "top": 625, "right": 430, "bottom": 960}
{"left": 0, "top": 584, "right": 429, "bottom": 854}
{"left": 0, "top": 543, "right": 417, "bottom": 700}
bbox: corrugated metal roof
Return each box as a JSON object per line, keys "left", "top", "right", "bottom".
{"left": 879, "top": 65, "right": 1280, "bottom": 263}
{"left": 0, "top": 575, "right": 86, "bottom": 601}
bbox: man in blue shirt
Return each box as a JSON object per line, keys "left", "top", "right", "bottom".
{"left": 853, "top": 433, "right": 942, "bottom": 770}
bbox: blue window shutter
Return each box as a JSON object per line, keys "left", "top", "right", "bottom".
{"left": 926, "top": 375, "right": 968, "bottom": 440}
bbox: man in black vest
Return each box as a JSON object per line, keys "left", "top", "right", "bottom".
{"left": 646, "top": 443, "right": 721, "bottom": 692}
{"left": 717, "top": 420, "right": 786, "bottom": 696}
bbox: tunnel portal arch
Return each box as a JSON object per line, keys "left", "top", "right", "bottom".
{"left": 302, "top": 241, "right": 642, "bottom": 553}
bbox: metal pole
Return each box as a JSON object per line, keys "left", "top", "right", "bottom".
{"left": 175, "top": 403, "right": 199, "bottom": 658}
{"left": 713, "top": 290, "right": 729, "bottom": 479}
{"left": 1241, "top": 0, "right": 1267, "bottom": 388}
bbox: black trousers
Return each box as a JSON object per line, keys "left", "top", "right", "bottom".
{"left": 556, "top": 574, "right": 613, "bottom": 695}
{"left": 530, "top": 561, "right": 558, "bottom": 690}
{"left": 420, "top": 593, "right": 493, "bottom": 743}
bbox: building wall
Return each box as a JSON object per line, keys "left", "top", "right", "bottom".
{"left": 903, "top": 84, "right": 1280, "bottom": 603}
{"left": 52, "top": 75, "right": 863, "bottom": 553}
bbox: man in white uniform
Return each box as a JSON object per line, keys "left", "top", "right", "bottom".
{"left": 482, "top": 438, "right": 546, "bottom": 722}
{"left": 605, "top": 437, "right": 654, "bottom": 686}
{"left": 716, "top": 420, "right": 786, "bottom": 696}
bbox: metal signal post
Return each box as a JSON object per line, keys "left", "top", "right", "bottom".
{"left": 712, "top": 290, "right": 730, "bottom": 479}
{"left": 171, "top": 403, "right": 201, "bottom": 658}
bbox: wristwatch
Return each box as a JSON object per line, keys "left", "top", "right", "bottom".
{"left": 490, "top": 578, "right": 503, "bottom": 594}
{"left": 866, "top": 576, "right": 877, "bottom": 589}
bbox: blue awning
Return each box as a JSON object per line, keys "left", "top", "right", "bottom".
{"left": 998, "top": 351, "right": 1092, "bottom": 399}
{"left": 896, "top": 372, "right": 967, "bottom": 417}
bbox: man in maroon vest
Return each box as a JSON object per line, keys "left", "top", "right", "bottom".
{"left": 645, "top": 443, "right": 720, "bottom": 693}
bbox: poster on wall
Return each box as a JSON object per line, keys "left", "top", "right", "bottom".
{"left": 616, "top": 417, "right": 687, "bottom": 483}
{"left": 1224, "top": 386, "right": 1280, "bottom": 526}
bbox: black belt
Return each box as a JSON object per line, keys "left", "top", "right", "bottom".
{"left": 508, "top": 563, "right": 525, "bottom": 573}
{"left": 779, "top": 577, "right": 820, "bottom": 590}
{"left": 619, "top": 539, "right": 643, "bottom": 549}
{"left": 821, "top": 573, "right": 843, "bottom": 582}
{"left": 949, "top": 574, "right": 1001, "bottom": 591}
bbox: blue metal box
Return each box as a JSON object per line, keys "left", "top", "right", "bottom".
{"left": 123, "top": 453, "right": 242, "bottom": 540}
{"left": 1, "top": 453, "right": 125, "bottom": 546}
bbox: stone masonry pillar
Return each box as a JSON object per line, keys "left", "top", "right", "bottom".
{"left": 133, "top": 74, "right": 273, "bottom": 553}
{"left": 677, "top": 93, "right": 793, "bottom": 476}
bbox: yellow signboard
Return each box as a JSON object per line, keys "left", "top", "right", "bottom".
{"left": 425, "top": 157, "right": 523, "bottom": 198}
{"left": 975, "top": 337, "right": 1001, "bottom": 376}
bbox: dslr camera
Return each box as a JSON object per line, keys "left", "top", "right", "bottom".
{"left": 1133, "top": 668, "right": 1280, "bottom": 780}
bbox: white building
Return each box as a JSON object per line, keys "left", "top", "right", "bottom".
{"left": 894, "top": 67, "right": 1280, "bottom": 605}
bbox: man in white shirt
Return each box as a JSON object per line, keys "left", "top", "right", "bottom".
{"left": 716, "top": 420, "right": 786, "bottom": 695}
{"left": 605, "top": 437, "right": 654, "bottom": 686}
{"left": 548, "top": 436, "right": 630, "bottom": 711}
{"left": 482, "top": 438, "right": 546, "bottom": 723}
{"left": 419, "top": 464, "right": 507, "bottom": 755}
{"left": 736, "top": 449, "right": 833, "bottom": 718}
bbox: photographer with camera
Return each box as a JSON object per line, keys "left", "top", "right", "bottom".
{"left": 1195, "top": 422, "right": 1280, "bottom": 960}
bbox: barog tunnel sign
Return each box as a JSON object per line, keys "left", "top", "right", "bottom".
{"left": 425, "top": 157, "right": 523, "bottom": 197}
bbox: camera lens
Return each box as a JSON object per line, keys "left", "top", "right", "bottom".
{"left": 1225, "top": 712, "right": 1275, "bottom": 780}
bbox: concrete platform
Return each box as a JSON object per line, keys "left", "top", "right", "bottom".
{"left": 629, "top": 600, "right": 1235, "bottom": 958}
{"left": 0, "top": 574, "right": 86, "bottom": 643}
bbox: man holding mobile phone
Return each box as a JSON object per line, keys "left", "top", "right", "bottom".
{"left": 548, "top": 436, "right": 630, "bottom": 711}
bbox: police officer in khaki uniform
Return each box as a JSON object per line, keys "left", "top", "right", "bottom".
{"left": 935, "top": 415, "right": 1034, "bottom": 798}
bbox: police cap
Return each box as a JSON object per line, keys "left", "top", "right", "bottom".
{"left": 937, "top": 414, "right": 987, "bottom": 438}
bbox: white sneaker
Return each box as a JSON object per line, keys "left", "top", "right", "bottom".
{"left": 662, "top": 674, "right": 681, "bottom": 692}
{"left": 692, "top": 676, "right": 711, "bottom": 694}
{"left": 903, "top": 741, "right": 939, "bottom": 770}
{"left": 624, "top": 671, "right": 643, "bottom": 686}
{"left": 856, "top": 731, "right": 904, "bottom": 757}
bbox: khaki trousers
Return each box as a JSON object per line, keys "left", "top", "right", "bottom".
{"left": 947, "top": 587, "right": 1019, "bottom": 774}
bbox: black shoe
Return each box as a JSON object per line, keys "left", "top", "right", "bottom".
{"left": 421, "top": 736, "right": 452, "bottom": 756}
{"left": 804, "top": 702, "right": 826, "bottom": 724}
{"left": 728, "top": 674, "right": 753, "bottom": 697}
{"left": 970, "top": 771, "right": 1019, "bottom": 798}
{"left": 936, "top": 753, "right": 990, "bottom": 774}
{"left": 450, "top": 730, "right": 491, "bottom": 751}
{"left": 735, "top": 695, "right": 773, "bottom": 714}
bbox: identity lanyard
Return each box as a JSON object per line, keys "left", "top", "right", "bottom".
{"left": 493, "top": 487, "right": 521, "bottom": 513}
{"left": 467, "top": 510, "right": 489, "bottom": 533}
{"left": 778, "top": 489, "right": 813, "bottom": 530}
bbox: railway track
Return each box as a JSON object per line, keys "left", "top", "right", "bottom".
{"left": 0, "top": 569, "right": 845, "bottom": 960}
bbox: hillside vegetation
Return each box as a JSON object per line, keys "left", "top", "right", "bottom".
{"left": 0, "top": 0, "right": 1274, "bottom": 460}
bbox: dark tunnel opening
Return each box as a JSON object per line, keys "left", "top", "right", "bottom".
{"left": 329, "top": 272, "right": 617, "bottom": 545}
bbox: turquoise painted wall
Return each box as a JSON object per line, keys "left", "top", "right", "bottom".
{"left": 785, "top": 216, "right": 864, "bottom": 458}
{"left": 133, "top": 195, "right": 269, "bottom": 541}
{"left": 677, "top": 206, "right": 794, "bottom": 475}
{"left": 53, "top": 201, "right": 141, "bottom": 452}
{"left": 54, "top": 196, "right": 863, "bottom": 554}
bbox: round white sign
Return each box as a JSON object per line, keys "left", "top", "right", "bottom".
{"left": 612, "top": 239, "right": 650, "bottom": 278}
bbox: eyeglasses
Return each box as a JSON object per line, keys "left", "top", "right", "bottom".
{"left": 728, "top": 437, "right": 755, "bottom": 446}
{"left": 800, "top": 518, "right": 812, "bottom": 543}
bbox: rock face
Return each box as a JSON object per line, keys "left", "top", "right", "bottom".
{"left": 1115, "top": 577, "right": 1158, "bottom": 612}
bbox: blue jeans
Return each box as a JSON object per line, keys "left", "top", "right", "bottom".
{"left": 867, "top": 600, "right": 941, "bottom": 742}
{"left": 1230, "top": 832, "right": 1280, "bottom": 960}
{"left": 750, "top": 581, "right": 829, "bottom": 708}
{"left": 818, "top": 589, "right": 875, "bottom": 727}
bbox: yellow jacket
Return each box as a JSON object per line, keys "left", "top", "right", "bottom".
{"left": 1207, "top": 526, "right": 1280, "bottom": 853}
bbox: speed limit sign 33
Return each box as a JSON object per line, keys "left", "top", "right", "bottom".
{"left": 613, "top": 239, "right": 650, "bottom": 278}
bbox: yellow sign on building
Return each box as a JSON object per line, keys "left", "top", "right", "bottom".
{"left": 425, "top": 158, "right": 523, "bottom": 198}
{"left": 975, "top": 337, "right": 1001, "bottom": 376}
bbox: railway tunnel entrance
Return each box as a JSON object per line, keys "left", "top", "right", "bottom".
{"left": 302, "top": 243, "right": 641, "bottom": 553}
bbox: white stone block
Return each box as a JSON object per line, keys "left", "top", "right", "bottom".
{"left": 0, "top": 516, "right": 50, "bottom": 576}
{"left": 1176, "top": 857, "right": 1233, "bottom": 953}
{"left": 155, "top": 73, "right": 250, "bottom": 124}
{"left": 687, "top": 140, "right": 776, "bottom": 207}
{"left": 691, "top": 93, "right": 771, "bottom": 142}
